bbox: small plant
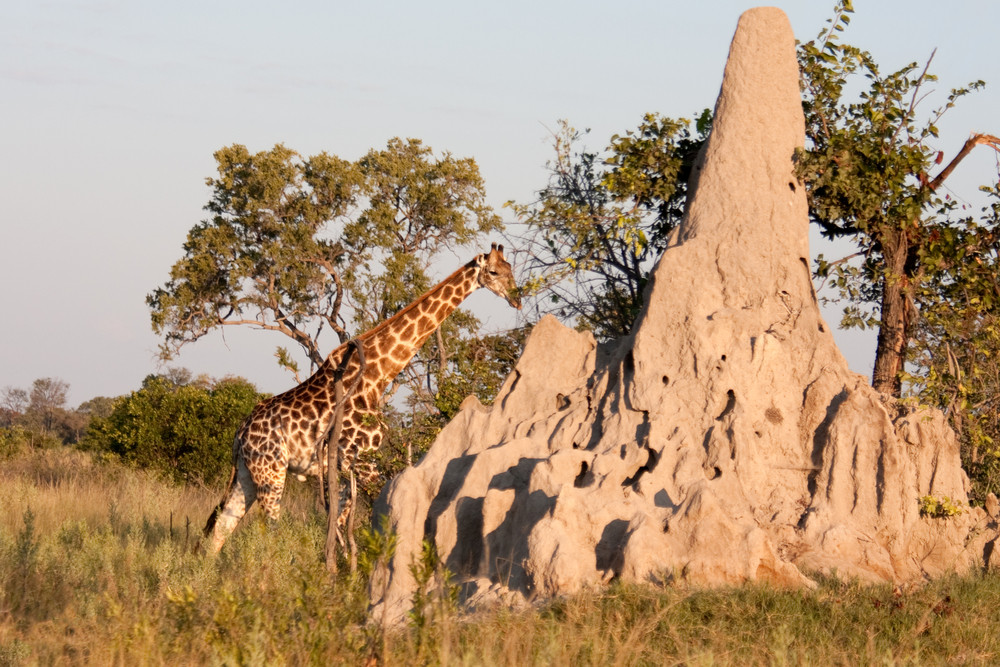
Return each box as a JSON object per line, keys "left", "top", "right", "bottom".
{"left": 407, "top": 539, "right": 460, "bottom": 656}
{"left": 0, "top": 638, "right": 30, "bottom": 666}
{"left": 919, "top": 495, "right": 965, "bottom": 518}
{"left": 357, "top": 514, "right": 398, "bottom": 579}
{"left": 165, "top": 585, "right": 202, "bottom": 634}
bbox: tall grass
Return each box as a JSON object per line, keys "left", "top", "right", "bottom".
{"left": 0, "top": 448, "right": 365, "bottom": 665}
{"left": 2, "top": 447, "right": 1000, "bottom": 665}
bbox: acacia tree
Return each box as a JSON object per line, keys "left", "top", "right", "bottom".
{"left": 149, "top": 143, "right": 360, "bottom": 375}
{"left": 509, "top": 113, "right": 709, "bottom": 340}
{"left": 149, "top": 138, "right": 503, "bottom": 402}
{"left": 796, "top": 1, "right": 1000, "bottom": 396}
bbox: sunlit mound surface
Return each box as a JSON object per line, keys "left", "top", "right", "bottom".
{"left": 368, "top": 7, "right": 1000, "bottom": 625}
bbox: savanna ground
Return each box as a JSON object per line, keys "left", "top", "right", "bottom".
{"left": 2, "top": 447, "right": 999, "bottom": 666}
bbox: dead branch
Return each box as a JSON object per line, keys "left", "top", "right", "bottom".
{"left": 927, "top": 133, "right": 1000, "bottom": 193}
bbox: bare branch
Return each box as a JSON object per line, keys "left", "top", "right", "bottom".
{"left": 926, "top": 133, "right": 1000, "bottom": 193}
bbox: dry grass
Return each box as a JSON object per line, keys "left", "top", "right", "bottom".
{"left": 0, "top": 449, "right": 213, "bottom": 538}
{"left": 2, "top": 447, "right": 1000, "bottom": 666}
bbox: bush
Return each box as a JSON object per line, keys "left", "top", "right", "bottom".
{"left": 0, "top": 426, "right": 29, "bottom": 460}
{"left": 83, "top": 375, "right": 265, "bottom": 484}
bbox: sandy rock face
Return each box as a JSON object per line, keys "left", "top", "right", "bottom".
{"left": 368, "top": 7, "right": 999, "bottom": 624}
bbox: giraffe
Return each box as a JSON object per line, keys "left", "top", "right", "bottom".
{"left": 203, "top": 243, "right": 521, "bottom": 553}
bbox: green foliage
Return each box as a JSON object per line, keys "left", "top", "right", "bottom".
{"left": 431, "top": 326, "right": 528, "bottom": 421}
{"left": 0, "top": 426, "right": 30, "bottom": 460}
{"left": 799, "top": 2, "right": 944, "bottom": 245}
{"left": 906, "top": 189, "right": 1000, "bottom": 503}
{"left": 796, "top": 0, "right": 989, "bottom": 395}
{"left": 149, "top": 139, "right": 503, "bottom": 383}
{"left": 407, "top": 539, "right": 460, "bottom": 658}
{"left": 83, "top": 372, "right": 265, "bottom": 484}
{"left": 918, "top": 494, "right": 965, "bottom": 518}
{"left": 794, "top": 2, "right": 1000, "bottom": 498}
{"left": 510, "top": 112, "right": 709, "bottom": 339}
{"left": 77, "top": 395, "right": 115, "bottom": 420}
{"left": 357, "top": 514, "right": 398, "bottom": 579}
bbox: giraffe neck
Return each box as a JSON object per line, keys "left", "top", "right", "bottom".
{"left": 328, "top": 259, "right": 480, "bottom": 400}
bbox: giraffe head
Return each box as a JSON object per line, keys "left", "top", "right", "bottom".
{"left": 477, "top": 243, "right": 521, "bottom": 309}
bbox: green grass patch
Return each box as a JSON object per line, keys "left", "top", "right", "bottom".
{"left": 2, "top": 447, "right": 1000, "bottom": 665}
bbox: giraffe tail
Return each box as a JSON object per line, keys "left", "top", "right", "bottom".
{"left": 201, "top": 463, "right": 237, "bottom": 540}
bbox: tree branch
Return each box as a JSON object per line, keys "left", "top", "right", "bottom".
{"left": 926, "top": 133, "right": 1000, "bottom": 192}
{"left": 274, "top": 306, "right": 324, "bottom": 368}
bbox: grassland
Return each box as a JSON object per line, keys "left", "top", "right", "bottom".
{"left": 2, "top": 447, "right": 999, "bottom": 666}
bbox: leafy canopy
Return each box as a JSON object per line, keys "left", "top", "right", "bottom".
{"left": 795, "top": 0, "right": 997, "bottom": 397}
{"left": 83, "top": 373, "right": 265, "bottom": 484}
{"left": 148, "top": 138, "right": 502, "bottom": 381}
{"left": 509, "top": 113, "right": 709, "bottom": 339}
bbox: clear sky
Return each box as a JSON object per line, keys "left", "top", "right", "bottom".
{"left": 2, "top": 1, "right": 998, "bottom": 406}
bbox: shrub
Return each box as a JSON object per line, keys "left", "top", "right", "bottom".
{"left": 0, "top": 426, "right": 30, "bottom": 460}
{"left": 919, "top": 495, "right": 965, "bottom": 518}
{"left": 83, "top": 375, "right": 265, "bottom": 484}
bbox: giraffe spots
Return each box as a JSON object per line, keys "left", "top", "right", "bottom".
{"left": 206, "top": 252, "right": 514, "bottom": 553}
{"left": 374, "top": 360, "right": 394, "bottom": 378}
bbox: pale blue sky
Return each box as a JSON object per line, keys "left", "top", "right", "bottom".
{"left": 2, "top": 1, "right": 998, "bottom": 405}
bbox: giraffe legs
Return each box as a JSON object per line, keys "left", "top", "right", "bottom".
{"left": 334, "top": 430, "right": 383, "bottom": 536}
{"left": 255, "top": 471, "right": 288, "bottom": 523}
{"left": 204, "top": 401, "right": 389, "bottom": 559}
{"left": 205, "top": 448, "right": 289, "bottom": 553}
{"left": 205, "top": 457, "right": 258, "bottom": 554}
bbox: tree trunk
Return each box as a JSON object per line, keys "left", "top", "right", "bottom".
{"left": 871, "top": 134, "right": 1000, "bottom": 397}
{"left": 324, "top": 374, "right": 345, "bottom": 575}
{"left": 871, "top": 229, "right": 912, "bottom": 396}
